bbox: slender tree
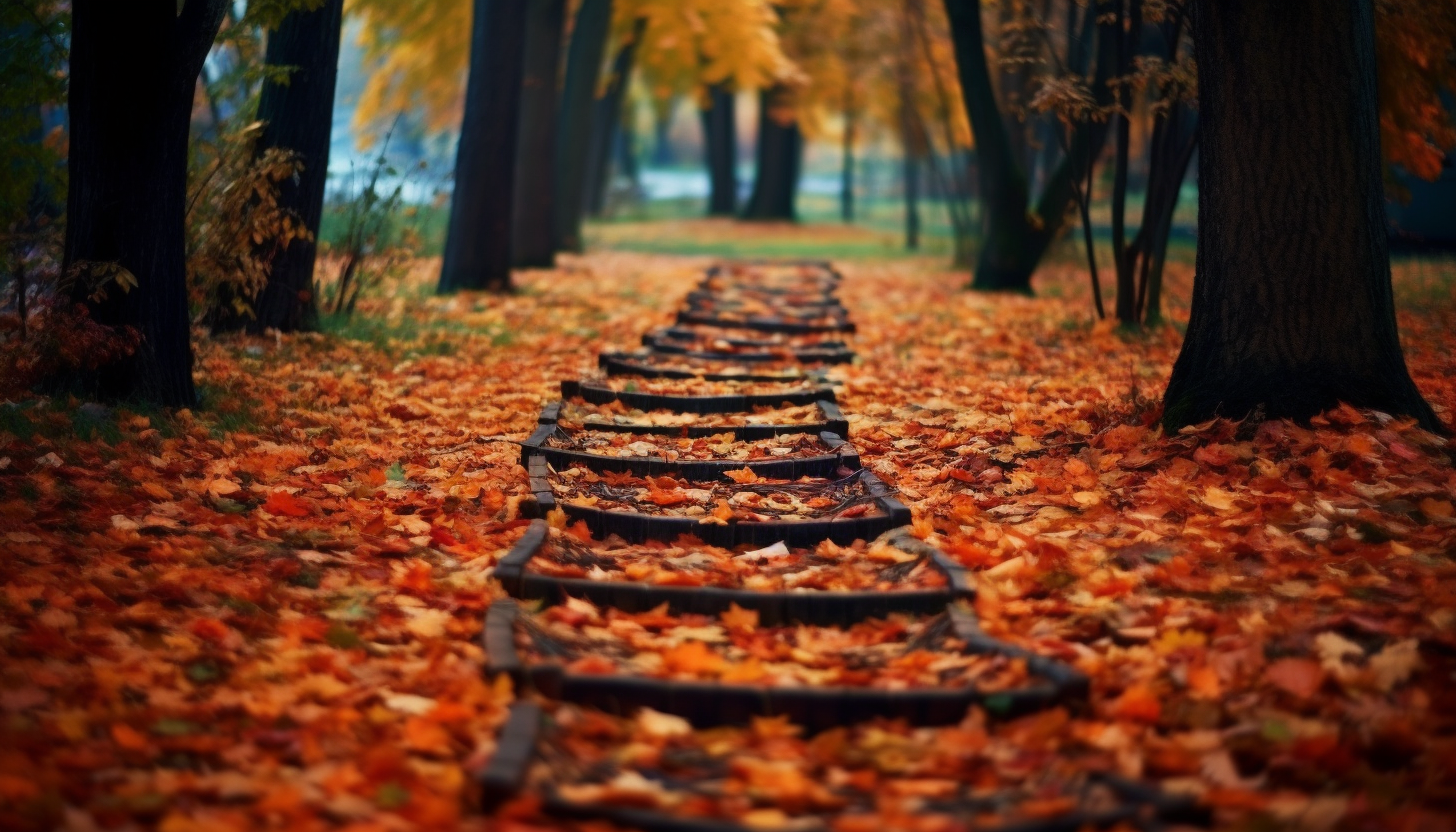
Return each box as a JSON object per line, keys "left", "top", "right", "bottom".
{"left": 652, "top": 101, "right": 676, "bottom": 166}
{"left": 1162, "top": 0, "right": 1441, "bottom": 433}
{"left": 840, "top": 86, "right": 856, "bottom": 223}
{"left": 439, "top": 0, "right": 530, "bottom": 293}
{"left": 552, "top": 0, "right": 613, "bottom": 253}
{"left": 742, "top": 85, "right": 802, "bottom": 221}
{"left": 942, "top": 0, "right": 1113, "bottom": 293}
{"left": 512, "top": 0, "right": 568, "bottom": 269}
{"left": 60, "top": 0, "right": 228, "bottom": 406}
{"left": 1101, "top": 0, "right": 1197, "bottom": 328}
{"left": 898, "top": 0, "right": 926, "bottom": 250}
{"left": 244, "top": 0, "right": 344, "bottom": 333}
{"left": 701, "top": 85, "right": 738, "bottom": 216}
{"left": 583, "top": 19, "right": 645, "bottom": 217}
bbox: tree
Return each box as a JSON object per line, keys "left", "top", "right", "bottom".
{"left": 553, "top": 0, "right": 614, "bottom": 254}
{"left": 1039, "top": 0, "right": 1197, "bottom": 327}
{"left": 512, "top": 0, "right": 568, "bottom": 269}
{"left": 2, "top": 1, "right": 66, "bottom": 340}
{"left": 942, "top": 0, "right": 1114, "bottom": 293}
{"left": 60, "top": 0, "right": 228, "bottom": 406}
{"left": 897, "top": 0, "right": 929, "bottom": 249}
{"left": 701, "top": 85, "right": 738, "bottom": 216}
{"left": 619, "top": 0, "right": 793, "bottom": 219}
{"left": 583, "top": 19, "right": 646, "bottom": 217}
{"left": 438, "top": 0, "right": 529, "bottom": 293}
{"left": 245, "top": 0, "right": 344, "bottom": 333}
{"left": 351, "top": 0, "right": 471, "bottom": 138}
{"left": 742, "top": 84, "right": 803, "bottom": 221}
{"left": 1161, "top": 0, "right": 1440, "bottom": 433}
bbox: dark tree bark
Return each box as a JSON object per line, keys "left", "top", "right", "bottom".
{"left": 60, "top": 0, "right": 227, "bottom": 407}
{"left": 1162, "top": 0, "right": 1440, "bottom": 433}
{"left": 701, "top": 84, "right": 738, "bottom": 216}
{"left": 552, "top": 0, "right": 613, "bottom": 253}
{"left": 942, "top": 0, "right": 1113, "bottom": 293}
{"left": 651, "top": 100, "right": 675, "bottom": 166}
{"left": 583, "top": 19, "right": 644, "bottom": 217}
{"left": 1108, "top": 0, "right": 1139, "bottom": 325}
{"left": 615, "top": 101, "right": 640, "bottom": 190}
{"left": 742, "top": 86, "right": 801, "bottom": 222}
{"left": 904, "top": 154, "right": 921, "bottom": 249}
{"left": 439, "top": 0, "right": 529, "bottom": 293}
{"left": 240, "top": 0, "right": 344, "bottom": 333}
{"left": 511, "top": 0, "right": 567, "bottom": 269}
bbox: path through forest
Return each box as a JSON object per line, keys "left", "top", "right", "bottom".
{"left": 2, "top": 250, "right": 1454, "bottom": 831}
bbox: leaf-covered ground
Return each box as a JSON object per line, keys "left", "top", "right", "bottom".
{"left": 3, "top": 226, "right": 1455, "bottom": 831}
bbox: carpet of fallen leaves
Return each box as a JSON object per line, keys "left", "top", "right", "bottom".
{"left": 2, "top": 230, "right": 1455, "bottom": 832}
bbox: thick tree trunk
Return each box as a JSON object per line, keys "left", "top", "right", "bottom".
{"left": 742, "top": 86, "right": 801, "bottom": 222}
{"left": 942, "top": 0, "right": 1112, "bottom": 293}
{"left": 701, "top": 85, "right": 738, "bottom": 216}
{"left": 511, "top": 0, "right": 567, "bottom": 269}
{"left": 552, "top": 0, "right": 613, "bottom": 253}
{"left": 582, "top": 20, "right": 643, "bottom": 218}
{"left": 1162, "top": 0, "right": 1440, "bottom": 432}
{"left": 439, "top": 0, "right": 529, "bottom": 293}
{"left": 240, "top": 0, "right": 344, "bottom": 333}
{"left": 60, "top": 0, "right": 226, "bottom": 407}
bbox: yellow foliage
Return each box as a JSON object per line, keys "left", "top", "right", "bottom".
{"left": 618, "top": 0, "right": 797, "bottom": 105}
{"left": 347, "top": 0, "right": 471, "bottom": 141}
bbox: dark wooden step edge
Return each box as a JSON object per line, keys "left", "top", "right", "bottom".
{"left": 494, "top": 519, "right": 974, "bottom": 627}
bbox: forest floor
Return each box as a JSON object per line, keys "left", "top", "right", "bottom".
{"left": 2, "top": 222, "right": 1456, "bottom": 831}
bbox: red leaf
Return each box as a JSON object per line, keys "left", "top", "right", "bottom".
{"left": 263, "top": 490, "right": 311, "bottom": 517}
{"left": 1265, "top": 658, "right": 1324, "bottom": 699}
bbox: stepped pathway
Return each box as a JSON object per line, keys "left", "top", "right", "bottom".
{"left": 479, "top": 261, "right": 1206, "bottom": 831}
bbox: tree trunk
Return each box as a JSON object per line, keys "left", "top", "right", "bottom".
{"left": 1135, "top": 106, "right": 1197, "bottom": 326}
{"left": 582, "top": 20, "right": 643, "bottom": 218}
{"left": 841, "top": 89, "right": 856, "bottom": 223}
{"left": 1162, "top": 0, "right": 1440, "bottom": 433}
{"left": 942, "top": 0, "right": 1113, "bottom": 293}
{"left": 701, "top": 85, "right": 738, "bottom": 216}
{"left": 60, "top": 0, "right": 227, "bottom": 407}
{"left": 616, "top": 94, "right": 640, "bottom": 193}
{"left": 439, "top": 0, "right": 529, "bottom": 293}
{"left": 1110, "top": 0, "right": 1139, "bottom": 326}
{"left": 552, "top": 0, "right": 613, "bottom": 253}
{"left": 652, "top": 100, "right": 675, "bottom": 166}
{"left": 742, "top": 86, "right": 801, "bottom": 222}
{"left": 239, "top": 0, "right": 344, "bottom": 333}
{"left": 511, "top": 0, "right": 567, "bottom": 269}
{"left": 904, "top": 154, "right": 921, "bottom": 249}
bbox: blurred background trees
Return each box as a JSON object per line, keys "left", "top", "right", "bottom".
{"left": 1, "top": 0, "right": 1453, "bottom": 409}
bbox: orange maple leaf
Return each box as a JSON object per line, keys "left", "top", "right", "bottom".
{"left": 723, "top": 467, "right": 761, "bottom": 484}
{"left": 402, "top": 716, "right": 452, "bottom": 755}
{"left": 720, "top": 603, "right": 759, "bottom": 631}
{"left": 663, "top": 640, "right": 726, "bottom": 676}
{"left": 1108, "top": 683, "right": 1161, "bottom": 723}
